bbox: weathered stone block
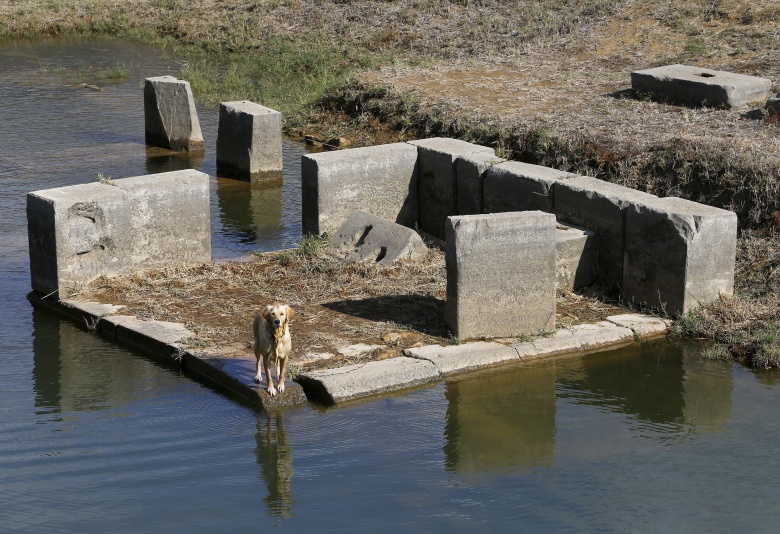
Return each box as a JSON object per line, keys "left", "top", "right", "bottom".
{"left": 554, "top": 176, "right": 657, "bottom": 291}
{"left": 216, "top": 100, "right": 283, "bottom": 181}
{"left": 767, "top": 93, "right": 780, "bottom": 115}
{"left": 556, "top": 222, "right": 598, "bottom": 290}
{"left": 631, "top": 64, "right": 772, "bottom": 109}
{"left": 623, "top": 197, "right": 737, "bottom": 315}
{"left": 143, "top": 76, "right": 204, "bottom": 151}
{"left": 330, "top": 210, "right": 428, "bottom": 266}
{"left": 455, "top": 152, "right": 505, "bottom": 215}
{"left": 484, "top": 161, "right": 573, "bottom": 214}
{"left": 445, "top": 211, "right": 556, "bottom": 339}
{"left": 405, "top": 341, "right": 519, "bottom": 376}
{"left": 408, "top": 138, "right": 494, "bottom": 239}
{"left": 301, "top": 143, "right": 418, "bottom": 236}
{"left": 27, "top": 170, "right": 211, "bottom": 298}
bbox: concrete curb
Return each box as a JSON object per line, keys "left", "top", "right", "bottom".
{"left": 29, "top": 292, "right": 670, "bottom": 408}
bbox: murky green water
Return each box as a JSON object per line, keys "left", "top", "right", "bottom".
{"left": 3, "top": 38, "right": 780, "bottom": 532}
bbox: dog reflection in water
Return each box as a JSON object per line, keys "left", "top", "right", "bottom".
{"left": 256, "top": 412, "right": 294, "bottom": 517}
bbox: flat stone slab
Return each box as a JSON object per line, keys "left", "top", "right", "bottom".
{"left": 336, "top": 343, "right": 383, "bottom": 358}
{"left": 631, "top": 64, "right": 772, "bottom": 108}
{"left": 329, "top": 210, "right": 428, "bottom": 266}
{"left": 514, "top": 321, "right": 635, "bottom": 359}
{"left": 606, "top": 314, "right": 671, "bottom": 339}
{"left": 296, "top": 357, "right": 440, "bottom": 405}
{"left": 405, "top": 341, "right": 519, "bottom": 376}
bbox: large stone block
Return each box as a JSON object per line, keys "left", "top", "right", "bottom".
{"left": 27, "top": 170, "right": 211, "bottom": 298}
{"left": 623, "top": 197, "right": 737, "bottom": 315}
{"left": 143, "top": 76, "right": 204, "bottom": 151}
{"left": 484, "top": 161, "right": 573, "bottom": 214}
{"left": 216, "top": 100, "right": 283, "bottom": 181}
{"left": 455, "top": 152, "right": 505, "bottom": 215}
{"left": 556, "top": 222, "right": 598, "bottom": 290}
{"left": 301, "top": 143, "right": 418, "bottom": 236}
{"left": 631, "top": 64, "right": 772, "bottom": 109}
{"left": 554, "top": 176, "right": 657, "bottom": 291}
{"left": 445, "top": 211, "right": 556, "bottom": 339}
{"left": 329, "top": 210, "right": 428, "bottom": 266}
{"left": 408, "top": 138, "right": 494, "bottom": 239}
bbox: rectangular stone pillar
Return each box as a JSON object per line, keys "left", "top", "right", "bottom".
{"left": 484, "top": 161, "right": 573, "bottom": 214}
{"left": 445, "top": 211, "right": 556, "bottom": 340}
{"left": 623, "top": 197, "right": 737, "bottom": 315}
{"left": 216, "top": 100, "right": 283, "bottom": 181}
{"left": 408, "top": 138, "right": 494, "bottom": 239}
{"left": 27, "top": 170, "right": 211, "bottom": 299}
{"left": 144, "top": 76, "right": 204, "bottom": 151}
{"left": 301, "top": 143, "right": 418, "bottom": 236}
{"left": 554, "top": 176, "right": 658, "bottom": 291}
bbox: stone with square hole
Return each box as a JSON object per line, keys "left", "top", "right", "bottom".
{"left": 631, "top": 64, "right": 771, "bottom": 108}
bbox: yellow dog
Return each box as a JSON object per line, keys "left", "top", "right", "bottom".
{"left": 253, "top": 303, "right": 294, "bottom": 396}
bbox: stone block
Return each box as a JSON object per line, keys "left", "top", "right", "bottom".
{"left": 301, "top": 143, "right": 418, "bottom": 236}
{"left": 484, "top": 161, "right": 573, "bottom": 214}
{"left": 143, "top": 76, "right": 204, "bottom": 151}
{"left": 623, "top": 197, "right": 737, "bottom": 315}
{"left": 27, "top": 170, "right": 211, "bottom": 298}
{"left": 455, "top": 152, "right": 505, "bottom": 215}
{"left": 556, "top": 222, "right": 598, "bottom": 290}
{"left": 296, "top": 357, "right": 440, "bottom": 405}
{"left": 408, "top": 138, "right": 494, "bottom": 239}
{"left": 329, "top": 210, "right": 428, "bottom": 266}
{"left": 631, "top": 64, "right": 772, "bottom": 109}
{"left": 606, "top": 314, "right": 671, "bottom": 339}
{"left": 554, "top": 176, "right": 658, "bottom": 291}
{"left": 519, "top": 321, "right": 634, "bottom": 357}
{"left": 767, "top": 93, "right": 780, "bottom": 115}
{"left": 216, "top": 100, "right": 283, "bottom": 181}
{"left": 445, "top": 211, "right": 556, "bottom": 339}
{"left": 405, "top": 341, "right": 519, "bottom": 376}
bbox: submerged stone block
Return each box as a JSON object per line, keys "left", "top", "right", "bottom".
{"left": 623, "top": 197, "right": 737, "bottom": 315}
{"left": 445, "top": 211, "right": 556, "bottom": 340}
{"left": 408, "top": 138, "right": 494, "bottom": 239}
{"left": 27, "top": 170, "right": 211, "bottom": 298}
{"left": 556, "top": 222, "right": 598, "bottom": 290}
{"left": 554, "top": 176, "right": 657, "bottom": 291}
{"left": 216, "top": 100, "right": 283, "bottom": 181}
{"left": 329, "top": 210, "right": 428, "bottom": 266}
{"left": 631, "top": 64, "right": 772, "bottom": 108}
{"left": 484, "top": 161, "right": 573, "bottom": 214}
{"left": 301, "top": 143, "right": 418, "bottom": 236}
{"left": 143, "top": 76, "right": 204, "bottom": 151}
{"left": 455, "top": 152, "right": 505, "bottom": 215}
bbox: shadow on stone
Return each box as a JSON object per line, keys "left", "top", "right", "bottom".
{"left": 323, "top": 295, "right": 448, "bottom": 337}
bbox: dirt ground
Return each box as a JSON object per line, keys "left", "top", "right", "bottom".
{"left": 79, "top": 244, "right": 629, "bottom": 376}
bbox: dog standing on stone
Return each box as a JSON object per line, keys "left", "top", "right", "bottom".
{"left": 253, "top": 303, "right": 294, "bottom": 396}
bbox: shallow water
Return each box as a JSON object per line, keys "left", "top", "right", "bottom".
{"left": 3, "top": 37, "right": 780, "bottom": 532}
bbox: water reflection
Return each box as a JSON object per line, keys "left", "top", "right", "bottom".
{"left": 145, "top": 145, "right": 204, "bottom": 175}
{"left": 255, "top": 412, "right": 295, "bottom": 518}
{"left": 443, "top": 341, "right": 733, "bottom": 474}
{"left": 444, "top": 361, "right": 556, "bottom": 474}
{"left": 216, "top": 178, "right": 284, "bottom": 246}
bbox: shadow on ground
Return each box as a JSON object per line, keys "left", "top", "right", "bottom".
{"left": 323, "top": 295, "right": 449, "bottom": 338}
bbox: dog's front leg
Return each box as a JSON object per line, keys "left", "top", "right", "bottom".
{"left": 277, "top": 356, "right": 287, "bottom": 394}
{"left": 263, "top": 354, "right": 277, "bottom": 396}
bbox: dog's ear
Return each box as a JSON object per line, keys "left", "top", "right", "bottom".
{"left": 286, "top": 306, "right": 294, "bottom": 320}
{"left": 261, "top": 305, "right": 273, "bottom": 320}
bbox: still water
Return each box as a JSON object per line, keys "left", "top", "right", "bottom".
{"left": 2, "top": 38, "right": 780, "bottom": 532}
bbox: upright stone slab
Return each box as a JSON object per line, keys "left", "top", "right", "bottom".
{"left": 554, "top": 176, "right": 657, "bottom": 291}
{"left": 556, "top": 222, "right": 598, "bottom": 290}
{"left": 330, "top": 210, "right": 428, "bottom": 266}
{"left": 27, "top": 170, "right": 211, "bottom": 298}
{"left": 445, "top": 211, "right": 556, "bottom": 339}
{"left": 455, "top": 152, "right": 505, "bottom": 215}
{"left": 301, "top": 143, "right": 418, "bottom": 236}
{"left": 144, "top": 76, "right": 204, "bottom": 151}
{"left": 408, "top": 138, "right": 494, "bottom": 239}
{"left": 484, "top": 161, "right": 573, "bottom": 214}
{"left": 623, "top": 197, "right": 737, "bottom": 315}
{"left": 216, "top": 100, "right": 283, "bottom": 181}
{"left": 631, "top": 64, "right": 772, "bottom": 108}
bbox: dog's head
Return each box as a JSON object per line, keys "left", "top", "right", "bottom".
{"left": 262, "top": 303, "right": 294, "bottom": 334}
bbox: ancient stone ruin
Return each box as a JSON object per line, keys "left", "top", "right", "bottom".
{"left": 216, "top": 100, "right": 283, "bottom": 181}
{"left": 302, "top": 137, "right": 738, "bottom": 339}
{"left": 143, "top": 76, "right": 204, "bottom": 151}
